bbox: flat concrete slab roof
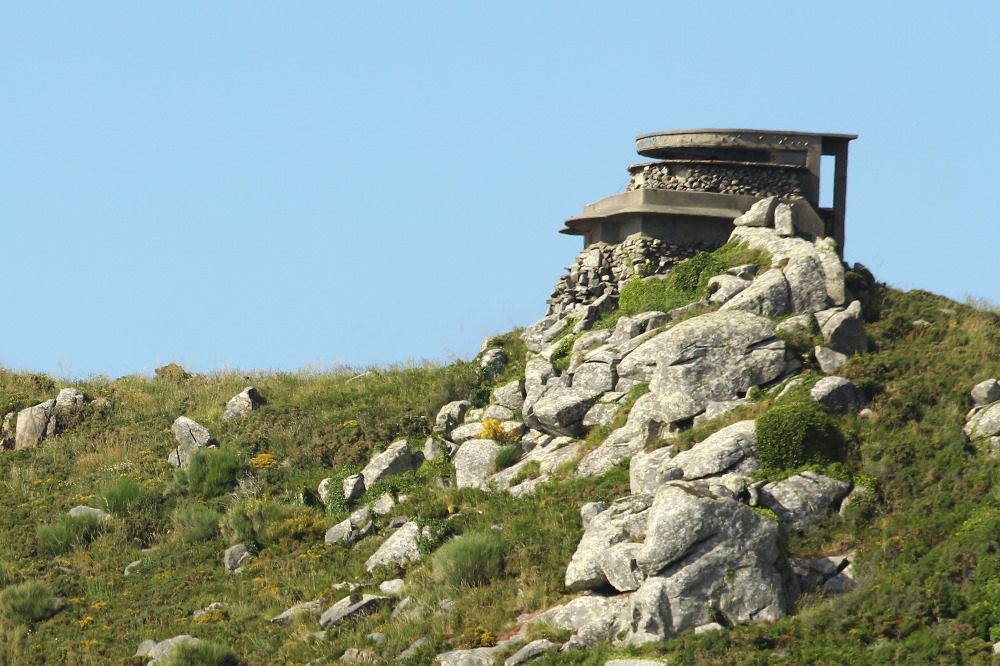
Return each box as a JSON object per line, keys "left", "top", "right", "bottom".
{"left": 636, "top": 128, "right": 858, "bottom": 161}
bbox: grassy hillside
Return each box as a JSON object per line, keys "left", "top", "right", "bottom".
{"left": 4, "top": 279, "right": 1000, "bottom": 665}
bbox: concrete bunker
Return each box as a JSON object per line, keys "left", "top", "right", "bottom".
{"left": 561, "top": 129, "right": 856, "bottom": 256}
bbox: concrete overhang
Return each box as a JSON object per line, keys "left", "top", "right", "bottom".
{"left": 560, "top": 189, "right": 758, "bottom": 235}
{"left": 635, "top": 128, "right": 858, "bottom": 163}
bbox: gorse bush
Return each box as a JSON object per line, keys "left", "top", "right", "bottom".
{"left": 36, "top": 514, "right": 104, "bottom": 555}
{"left": 432, "top": 531, "right": 507, "bottom": 588}
{"left": 175, "top": 447, "right": 245, "bottom": 499}
{"left": 0, "top": 581, "right": 57, "bottom": 625}
{"left": 755, "top": 401, "right": 845, "bottom": 471}
{"left": 220, "top": 499, "right": 272, "bottom": 550}
{"left": 172, "top": 503, "right": 221, "bottom": 543}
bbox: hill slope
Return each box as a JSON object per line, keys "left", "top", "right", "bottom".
{"left": 4, "top": 243, "right": 1000, "bottom": 664}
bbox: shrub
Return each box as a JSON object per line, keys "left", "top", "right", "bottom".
{"left": 755, "top": 401, "right": 846, "bottom": 472}
{"left": 172, "top": 504, "right": 221, "bottom": 543}
{"left": 0, "top": 581, "right": 57, "bottom": 625}
{"left": 269, "top": 506, "right": 327, "bottom": 544}
{"left": 492, "top": 444, "right": 521, "bottom": 472}
{"left": 177, "top": 447, "right": 245, "bottom": 499}
{"left": 158, "top": 640, "right": 241, "bottom": 666}
{"left": 247, "top": 453, "right": 278, "bottom": 470}
{"left": 432, "top": 532, "right": 507, "bottom": 588}
{"left": 480, "top": 418, "right": 510, "bottom": 443}
{"left": 36, "top": 514, "right": 104, "bottom": 555}
{"left": 220, "top": 499, "right": 272, "bottom": 550}
{"left": 98, "top": 478, "right": 146, "bottom": 516}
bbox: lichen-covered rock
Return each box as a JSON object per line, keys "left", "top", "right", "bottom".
{"left": 270, "top": 600, "right": 322, "bottom": 625}
{"left": 435, "top": 400, "right": 472, "bottom": 436}
{"left": 720, "top": 268, "right": 792, "bottom": 318}
{"left": 435, "top": 647, "right": 500, "bottom": 665}
{"left": 221, "top": 387, "right": 264, "bottom": 421}
{"left": 815, "top": 345, "right": 849, "bottom": 374}
{"left": 54, "top": 388, "right": 85, "bottom": 410}
{"left": 454, "top": 439, "right": 501, "bottom": 489}
{"left": 810, "top": 376, "right": 866, "bottom": 414}
{"left": 527, "top": 386, "right": 599, "bottom": 438}
{"left": 504, "top": 639, "right": 557, "bottom": 665}
{"left": 15, "top": 402, "right": 56, "bottom": 450}
{"left": 361, "top": 439, "right": 413, "bottom": 488}
{"left": 224, "top": 544, "right": 250, "bottom": 572}
{"left": 67, "top": 505, "right": 110, "bottom": 521}
{"left": 168, "top": 416, "right": 214, "bottom": 468}
{"left": 364, "top": 522, "right": 420, "bottom": 573}
{"left": 758, "top": 472, "right": 851, "bottom": 529}
{"left": 492, "top": 380, "right": 525, "bottom": 411}
{"left": 319, "top": 594, "right": 391, "bottom": 629}
{"left": 629, "top": 420, "right": 757, "bottom": 494}
{"left": 972, "top": 379, "right": 1000, "bottom": 407}
{"left": 821, "top": 301, "right": 868, "bottom": 356}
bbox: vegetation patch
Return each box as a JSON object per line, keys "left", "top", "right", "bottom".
{"left": 0, "top": 581, "right": 57, "bottom": 625}
{"left": 755, "top": 401, "right": 846, "bottom": 472}
{"left": 432, "top": 531, "right": 507, "bottom": 588}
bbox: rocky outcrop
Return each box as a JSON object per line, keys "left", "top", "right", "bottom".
{"left": 168, "top": 416, "right": 214, "bottom": 468}
{"left": 361, "top": 439, "right": 413, "bottom": 488}
{"left": 364, "top": 522, "right": 421, "bottom": 573}
{"left": 221, "top": 387, "right": 263, "bottom": 421}
{"left": 758, "top": 472, "right": 852, "bottom": 529}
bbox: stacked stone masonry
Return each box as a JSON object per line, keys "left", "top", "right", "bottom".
{"left": 628, "top": 162, "right": 804, "bottom": 200}
{"left": 546, "top": 236, "right": 712, "bottom": 318}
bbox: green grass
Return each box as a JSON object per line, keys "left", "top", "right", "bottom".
{"left": 6, "top": 281, "right": 1000, "bottom": 663}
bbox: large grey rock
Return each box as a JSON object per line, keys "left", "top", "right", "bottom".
{"left": 524, "top": 358, "right": 556, "bottom": 390}
{"left": 815, "top": 346, "right": 849, "bottom": 374}
{"left": 533, "top": 594, "right": 630, "bottom": 650}
{"left": 365, "top": 522, "right": 421, "bottom": 573}
{"left": 435, "top": 401, "right": 472, "bottom": 436}
{"left": 15, "top": 402, "right": 55, "bottom": 450}
{"left": 492, "top": 381, "right": 525, "bottom": 411}
{"left": 810, "top": 377, "right": 866, "bottom": 414}
{"left": 733, "top": 196, "right": 777, "bottom": 227}
{"left": 55, "top": 388, "right": 85, "bottom": 410}
{"left": 168, "top": 416, "right": 214, "bottom": 469}
{"left": 450, "top": 422, "right": 487, "bottom": 444}
{"left": 504, "top": 639, "right": 557, "bottom": 665}
{"left": 483, "top": 405, "right": 514, "bottom": 421}
{"left": 572, "top": 362, "right": 616, "bottom": 394}
{"left": 528, "top": 386, "right": 599, "bottom": 438}
{"left": 221, "top": 387, "right": 264, "bottom": 421}
{"left": 361, "top": 440, "right": 413, "bottom": 489}
{"left": 759, "top": 472, "right": 852, "bottom": 529}
{"left": 707, "top": 274, "right": 751, "bottom": 304}
{"left": 630, "top": 421, "right": 757, "bottom": 494}
{"left": 821, "top": 302, "right": 868, "bottom": 356}
{"left": 224, "top": 544, "right": 250, "bottom": 572}
{"left": 773, "top": 202, "right": 796, "bottom": 236}
{"left": 582, "top": 403, "right": 618, "bottom": 428}
{"left": 575, "top": 394, "right": 665, "bottom": 478}
{"left": 454, "top": 439, "right": 501, "bottom": 489}
{"left": 319, "top": 594, "right": 391, "bottom": 629}
{"left": 967, "top": 402, "right": 1000, "bottom": 440}
{"left": 343, "top": 474, "right": 366, "bottom": 502}
{"left": 522, "top": 314, "right": 564, "bottom": 353}
{"left": 618, "top": 482, "right": 791, "bottom": 643}
{"left": 435, "top": 647, "right": 500, "bottom": 666}
{"left": 570, "top": 330, "right": 614, "bottom": 369}
{"left": 68, "top": 505, "right": 110, "bottom": 521}
{"left": 142, "top": 635, "right": 202, "bottom": 661}
{"left": 270, "top": 599, "right": 322, "bottom": 625}
{"left": 720, "top": 268, "right": 792, "bottom": 318}
{"left": 325, "top": 518, "right": 357, "bottom": 546}
{"left": 479, "top": 348, "right": 509, "bottom": 381}
{"left": 565, "top": 495, "right": 653, "bottom": 591}
{"left": 972, "top": 379, "right": 1000, "bottom": 407}
{"left": 783, "top": 254, "right": 831, "bottom": 314}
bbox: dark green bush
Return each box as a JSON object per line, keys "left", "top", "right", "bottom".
{"left": 220, "top": 499, "right": 273, "bottom": 550}
{"left": 0, "top": 581, "right": 57, "bottom": 625}
{"left": 97, "top": 478, "right": 146, "bottom": 516}
{"left": 172, "top": 503, "right": 221, "bottom": 543}
{"left": 36, "top": 514, "right": 104, "bottom": 555}
{"left": 158, "top": 640, "right": 241, "bottom": 666}
{"left": 755, "top": 401, "right": 845, "bottom": 471}
{"left": 176, "top": 447, "right": 245, "bottom": 499}
{"left": 492, "top": 444, "right": 521, "bottom": 472}
{"left": 432, "top": 531, "right": 507, "bottom": 587}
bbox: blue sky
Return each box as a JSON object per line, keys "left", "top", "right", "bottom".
{"left": 3, "top": 2, "right": 998, "bottom": 378}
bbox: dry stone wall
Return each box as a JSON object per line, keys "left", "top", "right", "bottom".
{"left": 629, "top": 162, "right": 804, "bottom": 199}
{"left": 546, "top": 236, "right": 712, "bottom": 318}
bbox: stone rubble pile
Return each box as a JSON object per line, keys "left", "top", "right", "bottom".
{"left": 546, "top": 236, "right": 712, "bottom": 320}
{"left": 629, "top": 162, "right": 805, "bottom": 199}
